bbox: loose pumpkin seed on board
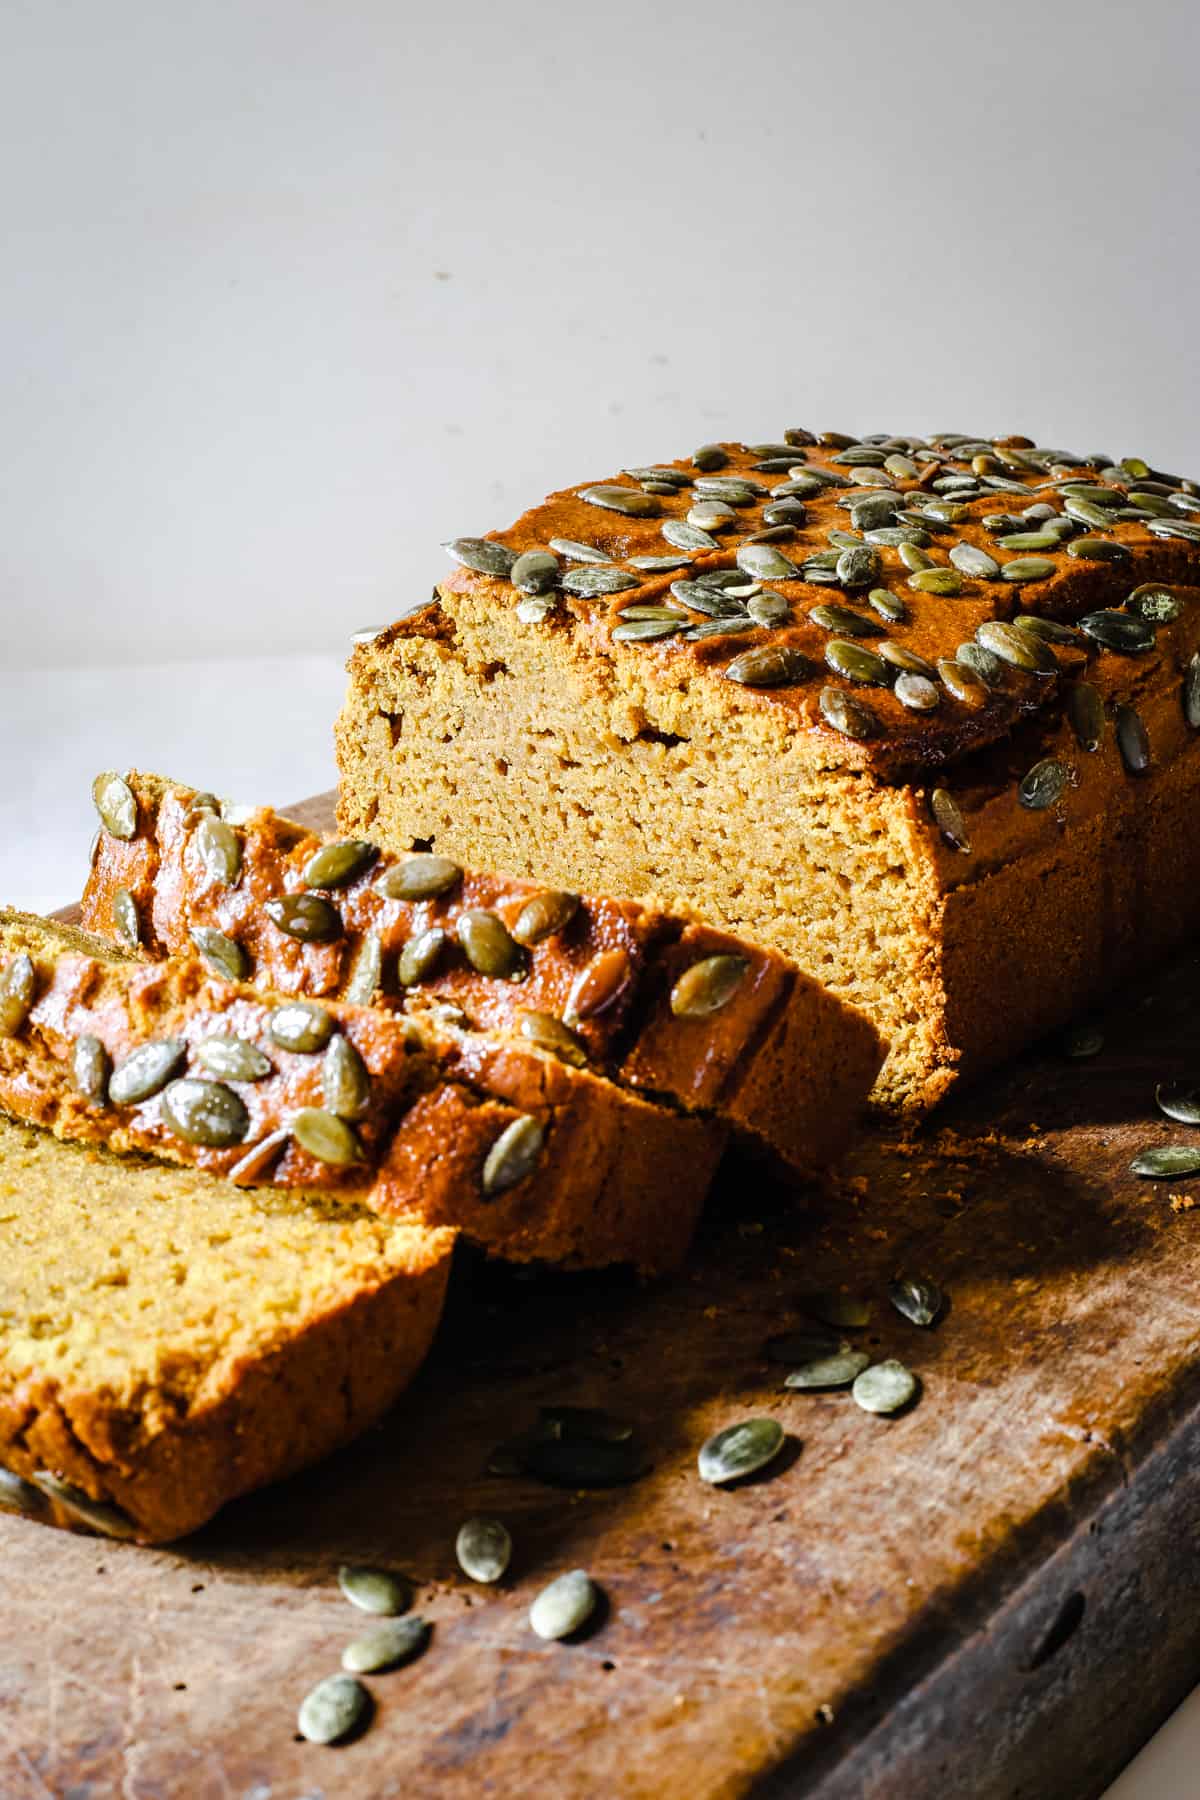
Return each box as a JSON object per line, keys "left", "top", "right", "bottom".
{"left": 530, "top": 1570, "right": 597, "bottom": 1641}
{"left": 342, "top": 1617, "right": 430, "bottom": 1674}
{"left": 852, "top": 1361, "right": 919, "bottom": 1415}
{"left": 455, "top": 1517, "right": 513, "bottom": 1583}
{"left": 338, "top": 1565, "right": 413, "bottom": 1616}
{"left": 298, "top": 1674, "right": 372, "bottom": 1745}
{"left": 698, "top": 1417, "right": 785, "bottom": 1485}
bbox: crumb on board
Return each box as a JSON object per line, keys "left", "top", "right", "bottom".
{"left": 1170, "top": 1192, "right": 1197, "bottom": 1212}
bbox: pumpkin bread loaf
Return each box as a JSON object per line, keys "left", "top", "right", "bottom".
{"left": 0, "top": 1113, "right": 454, "bottom": 1542}
{"left": 334, "top": 430, "right": 1200, "bottom": 1111}
{"left": 0, "top": 909, "right": 723, "bottom": 1274}
{"left": 79, "top": 773, "right": 883, "bottom": 1176}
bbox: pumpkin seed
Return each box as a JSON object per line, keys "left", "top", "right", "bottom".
{"left": 866, "top": 525, "right": 930, "bottom": 548}
{"left": 762, "top": 499, "right": 808, "bottom": 528}
{"left": 1059, "top": 483, "right": 1124, "bottom": 507}
{"left": 457, "top": 909, "right": 524, "bottom": 978}
{"left": 195, "top": 1035, "right": 271, "bottom": 1082}
{"left": 511, "top": 550, "right": 559, "bottom": 595}
{"left": 888, "top": 1275, "right": 943, "bottom": 1328}
{"left": 1079, "top": 610, "right": 1155, "bottom": 654}
{"left": 835, "top": 546, "right": 881, "bottom": 589}
{"left": 1063, "top": 497, "right": 1116, "bottom": 529}
{"left": 995, "top": 531, "right": 1062, "bottom": 552}
{"left": 161, "top": 1078, "right": 250, "bottom": 1148}
{"left": 629, "top": 554, "right": 691, "bottom": 572}
{"left": 1115, "top": 704, "right": 1150, "bottom": 774}
{"left": 292, "top": 1108, "right": 363, "bottom": 1166}
{"left": 868, "top": 588, "right": 907, "bottom": 623}
{"left": 1067, "top": 536, "right": 1129, "bottom": 563}
{"left": 228, "top": 1127, "right": 290, "bottom": 1186}
{"left": 482, "top": 1115, "right": 544, "bottom": 1195}
{"left": 563, "top": 566, "right": 640, "bottom": 598}
{"left": 539, "top": 1404, "right": 634, "bottom": 1443}
{"left": 746, "top": 591, "right": 790, "bottom": 626}
{"left": 698, "top": 1417, "right": 785, "bottom": 1485}
{"left": 1127, "top": 585, "right": 1182, "bottom": 622}
{"left": 520, "top": 1435, "right": 645, "bottom": 1487}
{"left": 663, "top": 520, "right": 718, "bottom": 552}
{"left": 264, "top": 894, "right": 343, "bottom": 942}
{"left": 825, "top": 640, "right": 889, "bottom": 684}
{"left": 764, "top": 1328, "right": 843, "bottom": 1364}
{"left": 1064, "top": 682, "right": 1104, "bottom": 753}
{"left": 1130, "top": 1146, "right": 1200, "bottom": 1179}
{"left": 819, "top": 686, "right": 877, "bottom": 738}
{"left": 516, "top": 594, "right": 557, "bottom": 624}
{"left": 1062, "top": 1022, "right": 1104, "bottom": 1059}
{"left": 878, "top": 643, "right": 935, "bottom": 677}
{"left": 976, "top": 620, "right": 1056, "bottom": 674}
{"left": 949, "top": 542, "right": 1001, "bottom": 579}
{"left": 338, "top": 1564, "right": 412, "bottom": 1615}
{"left": 805, "top": 1292, "right": 871, "bottom": 1328}
{"left": 303, "top": 839, "right": 376, "bottom": 890}
{"left": 1013, "top": 613, "right": 1083, "bottom": 646}
{"left": 694, "top": 477, "right": 764, "bottom": 504}
{"left": 1156, "top": 1083, "right": 1200, "bottom": 1126}
{"left": 564, "top": 948, "right": 631, "bottom": 1023}
{"left": 443, "top": 537, "right": 517, "bottom": 577}
{"left": 736, "top": 544, "right": 799, "bottom": 581}
{"left": 342, "top": 1617, "right": 430, "bottom": 1675}
{"left": 908, "top": 567, "right": 963, "bottom": 597}
{"left": 455, "top": 1516, "right": 512, "bottom": 1584}
{"left": 613, "top": 617, "right": 682, "bottom": 643}
{"left": 853, "top": 1360, "right": 918, "bottom": 1414}
{"left": 670, "top": 954, "right": 749, "bottom": 1017}
{"left": 72, "top": 1032, "right": 111, "bottom": 1104}
{"left": 377, "top": 854, "right": 461, "bottom": 901}
{"left": 931, "top": 788, "right": 971, "bottom": 853}
{"left": 725, "top": 645, "right": 811, "bottom": 688}
{"left": 324, "top": 1034, "right": 371, "bottom": 1120}
{"left": 1146, "top": 518, "right": 1200, "bottom": 544}
{"left": 189, "top": 926, "right": 249, "bottom": 982}
{"left": 109, "top": 1037, "right": 187, "bottom": 1105}
{"left": 692, "top": 444, "right": 729, "bottom": 471}
{"left": 269, "top": 1001, "right": 334, "bottom": 1052}
{"left": 1001, "top": 557, "right": 1057, "bottom": 583}
{"left": 898, "top": 543, "right": 935, "bottom": 572}
{"left": 530, "top": 1570, "right": 597, "bottom": 1640}
{"left": 0, "top": 952, "right": 35, "bottom": 1039}
{"left": 297, "top": 1674, "right": 371, "bottom": 1745}
{"left": 30, "top": 1473, "right": 138, "bottom": 1539}
{"left": 0, "top": 1469, "right": 45, "bottom": 1518}
{"left": 549, "top": 537, "right": 611, "bottom": 564}
{"left": 579, "top": 484, "right": 659, "bottom": 518}
{"left": 1185, "top": 654, "right": 1200, "bottom": 729}
{"left": 810, "top": 605, "right": 881, "bottom": 638}
{"left": 517, "top": 1009, "right": 588, "bottom": 1066}
{"left": 895, "top": 672, "right": 940, "bottom": 711}
{"left": 513, "top": 890, "right": 580, "bottom": 946}
{"left": 187, "top": 818, "right": 242, "bottom": 896}
{"left": 784, "top": 1349, "right": 870, "bottom": 1390}
{"left": 688, "top": 500, "right": 737, "bottom": 531}
{"left": 955, "top": 643, "right": 1004, "bottom": 687}
{"left": 343, "top": 929, "right": 383, "bottom": 1005}
{"left": 1018, "top": 759, "right": 1069, "bottom": 810}
{"left": 92, "top": 771, "right": 137, "bottom": 840}
{"left": 850, "top": 496, "right": 900, "bottom": 531}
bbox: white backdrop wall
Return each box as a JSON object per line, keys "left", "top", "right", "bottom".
{"left": 1, "top": 0, "right": 1198, "bottom": 671}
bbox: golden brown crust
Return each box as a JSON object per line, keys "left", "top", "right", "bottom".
{"left": 0, "top": 908, "right": 721, "bottom": 1273}
{"left": 79, "top": 774, "right": 883, "bottom": 1174}
{"left": 0, "top": 1115, "right": 454, "bottom": 1542}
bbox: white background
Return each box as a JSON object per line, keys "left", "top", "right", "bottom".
{"left": 1, "top": 2, "right": 1199, "bottom": 1789}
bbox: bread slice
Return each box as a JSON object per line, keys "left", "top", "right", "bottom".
{"left": 0, "top": 1113, "right": 453, "bottom": 1542}
{"left": 0, "top": 908, "right": 722, "bottom": 1273}
{"left": 79, "top": 772, "right": 883, "bottom": 1176}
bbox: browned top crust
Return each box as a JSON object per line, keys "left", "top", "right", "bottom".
{"left": 78, "top": 774, "right": 883, "bottom": 1175}
{"left": 424, "top": 431, "right": 1200, "bottom": 780}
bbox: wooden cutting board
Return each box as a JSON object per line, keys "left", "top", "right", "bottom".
{"left": 5, "top": 789, "right": 1200, "bottom": 1799}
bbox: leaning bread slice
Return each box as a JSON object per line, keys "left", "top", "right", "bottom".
{"left": 80, "top": 772, "right": 884, "bottom": 1175}
{"left": 0, "top": 1113, "right": 454, "bottom": 1542}
{"left": 0, "top": 909, "right": 722, "bottom": 1273}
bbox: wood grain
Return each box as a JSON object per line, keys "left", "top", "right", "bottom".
{"left": 8, "top": 791, "right": 1200, "bottom": 1797}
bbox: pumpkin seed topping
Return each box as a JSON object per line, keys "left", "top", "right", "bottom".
{"left": 324, "top": 1034, "right": 371, "bottom": 1121}
{"left": 0, "top": 952, "right": 35, "bottom": 1039}
{"left": 1067, "top": 683, "right": 1105, "bottom": 753}
{"left": 868, "top": 587, "right": 907, "bottom": 622}
{"left": 853, "top": 1360, "right": 919, "bottom": 1414}
{"left": 908, "top": 567, "right": 964, "bottom": 597}
{"left": 1079, "top": 610, "right": 1155, "bottom": 654}
{"left": 1185, "top": 654, "right": 1200, "bottom": 729}
{"left": 189, "top": 926, "right": 249, "bottom": 983}
{"left": 193, "top": 814, "right": 242, "bottom": 887}
{"left": 698, "top": 1417, "right": 785, "bottom": 1485}
{"left": 343, "top": 929, "right": 383, "bottom": 1005}
{"left": 1156, "top": 1083, "right": 1200, "bottom": 1126}
{"left": 931, "top": 788, "right": 971, "bottom": 853}
{"left": 455, "top": 1517, "right": 512, "bottom": 1584}
{"left": 976, "top": 620, "right": 1057, "bottom": 674}
{"left": 443, "top": 537, "right": 517, "bottom": 578}
{"left": 269, "top": 1001, "right": 334, "bottom": 1053}
{"left": 227, "top": 1127, "right": 290, "bottom": 1186}
{"left": 663, "top": 520, "right": 718, "bottom": 552}
{"left": 693, "top": 444, "right": 729, "bottom": 471}
{"left": 1018, "top": 759, "right": 1069, "bottom": 811}
{"left": 512, "top": 889, "right": 580, "bottom": 947}
{"left": 457, "top": 909, "right": 524, "bottom": 978}
{"left": 303, "top": 839, "right": 376, "bottom": 890}
{"left": 549, "top": 537, "right": 611, "bottom": 564}
{"left": 1062, "top": 1022, "right": 1104, "bottom": 1059}
{"left": 264, "top": 894, "right": 343, "bottom": 943}
{"left": 613, "top": 616, "right": 682, "bottom": 643}
{"left": 564, "top": 948, "right": 631, "bottom": 1023}
{"left": 949, "top": 542, "right": 1001, "bottom": 579}
{"left": 511, "top": 550, "right": 559, "bottom": 595}
{"left": 895, "top": 672, "right": 940, "bottom": 711}
{"left": 109, "top": 1037, "right": 187, "bottom": 1105}
{"left": 530, "top": 1570, "right": 597, "bottom": 1641}
{"left": 1067, "top": 536, "right": 1129, "bottom": 563}
{"left": 517, "top": 1010, "right": 589, "bottom": 1066}
{"left": 0, "top": 1469, "right": 45, "bottom": 1518}
{"left": 72, "top": 1033, "right": 111, "bottom": 1105}
{"left": 338, "top": 1564, "right": 413, "bottom": 1615}
{"left": 888, "top": 1275, "right": 943, "bottom": 1327}
{"left": 483, "top": 1115, "right": 545, "bottom": 1196}
{"left": 1115, "top": 704, "right": 1150, "bottom": 774}
{"left": 376, "top": 853, "right": 462, "bottom": 901}
{"left": 298, "top": 1674, "right": 372, "bottom": 1745}
{"left": 92, "top": 772, "right": 137, "bottom": 840}
{"left": 820, "top": 686, "right": 878, "bottom": 738}
{"left": 825, "top": 640, "right": 889, "bottom": 685}
{"left": 342, "top": 1617, "right": 430, "bottom": 1675}
{"left": 580, "top": 484, "right": 660, "bottom": 518}
{"left": 1128, "top": 585, "right": 1183, "bottom": 622}
{"left": 670, "top": 954, "right": 749, "bottom": 1018}
{"left": 291, "top": 1107, "right": 363, "bottom": 1166}
{"left": 725, "top": 645, "right": 811, "bottom": 688}
{"left": 810, "top": 604, "right": 881, "bottom": 638}
{"left": 195, "top": 1035, "right": 272, "bottom": 1082}
{"left": 161, "top": 1078, "right": 250, "bottom": 1148}
{"left": 784, "top": 1349, "right": 870, "bottom": 1390}
{"left": 737, "top": 543, "right": 799, "bottom": 581}
{"left": 1130, "top": 1146, "right": 1200, "bottom": 1179}
{"left": 563, "top": 566, "right": 640, "bottom": 598}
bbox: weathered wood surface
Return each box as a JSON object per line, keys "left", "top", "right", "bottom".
{"left": 6, "top": 792, "right": 1200, "bottom": 1799}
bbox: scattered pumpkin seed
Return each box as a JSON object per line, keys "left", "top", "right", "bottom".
{"left": 564, "top": 948, "right": 630, "bottom": 1023}
{"left": 530, "top": 1570, "right": 597, "bottom": 1640}
{"left": 1079, "top": 610, "right": 1155, "bottom": 654}
{"left": 324, "top": 1035, "right": 371, "bottom": 1120}
{"left": 30, "top": 1472, "right": 138, "bottom": 1539}
{"left": 908, "top": 567, "right": 964, "bottom": 597}
{"left": 1018, "top": 759, "right": 1069, "bottom": 811}
{"left": 819, "top": 686, "right": 877, "bottom": 738}
{"left": 852, "top": 1360, "right": 918, "bottom": 1415}
{"left": 161, "top": 1077, "right": 250, "bottom": 1148}
{"left": 692, "top": 444, "right": 729, "bottom": 471}
{"left": 1067, "top": 682, "right": 1105, "bottom": 752}
{"left": 72, "top": 1032, "right": 111, "bottom": 1104}
{"left": 976, "top": 620, "right": 1056, "bottom": 674}
{"left": 765, "top": 1329, "right": 843, "bottom": 1364}
{"left": 92, "top": 771, "right": 137, "bottom": 840}
{"left": 784, "top": 1349, "right": 870, "bottom": 1390}
{"left": 195, "top": 1035, "right": 271, "bottom": 1082}
{"left": 1185, "top": 654, "right": 1200, "bottom": 729}
{"left": 457, "top": 909, "right": 524, "bottom": 978}
{"left": 297, "top": 1674, "right": 371, "bottom": 1745}
{"left": 482, "top": 1115, "right": 544, "bottom": 1196}
{"left": 376, "top": 853, "right": 462, "bottom": 901}
{"left": 825, "top": 640, "right": 889, "bottom": 685}
{"left": 517, "top": 1009, "right": 588, "bottom": 1066}
{"left": 1115, "top": 704, "right": 1150, "bottom": 774}
{"left": 663, "top": 520, "right": 718, "bottom": 552}
{"left": 264, "top": 894, "right": 343, "bottom": 943}
{"left": 193, "top": 814, "right": 242, "bottom": 886}
{"left": 1157, "top": 1084, "right": 1200, "bottom": 1126}
{"left": 342, "top": 1616, "right": 430, "bottom": 1675}
{"left": 303, "top": 839, "right": 376, "bottom": 890}
{"left": 512, "top": 890, "right": 580, "bottom": 947}
{"left": 443, "top": 537, "right": 516, "bottom": 578}
{"left": 698, "top": 1417, "right": 785, "bottom": 1485}
{"left": 455, "top": 1517, "right": 512, "bottom": 1584}
{"left": 810, "top": 604, "right": 881, "bottom": 638}
{"left": 563, "top": 566, "right": 640, "bottom": 598}
{"left": 343, "top": 929, "right": 383, "bottom": 1005}
{"left": 736, "top": 543, "right": 799, "bottom": 581}
{"left": 888, "top": 1276, "right": 943, "bottom": 1328}
{"left": 1127, "top": 585, "right": 1182, "bottom": 622}
{"left": 292, "top": 1108, "right": 363, "bottom": 1166}
{"left": 1130, "top": 1146, "right": 1200, "bottom": 1179}
{"left": 520, "top": 1435, "right": 645, "bottom": 1488}
{"left": 949, "top": 542, "right": 1001, "bottom": 579}
{"left": 725, "top": 645, "right": 811, "bottom": 688}
{"left": 549, "top": 537, "right": 611, "bottom": 565}
{"left": 109, "top": 1037, "right": 187, "bottom": 1105}
{"left": 0, "top": 1469, "right": 44, "bottom": 1518}
{"left": 931, "top": 788, "right": 971, "bottom": 853}
{"left": 579, "top": 484, "right": 660, "bottom": 518}
{"left": 189, "top": 926, "right": 248, "bottom": 982}
{"left": 269, "top": 1001, "right": 334, "bottom": 1053}
{"left": 338, "top": 1564, "right": 412, "bottom": 1615}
